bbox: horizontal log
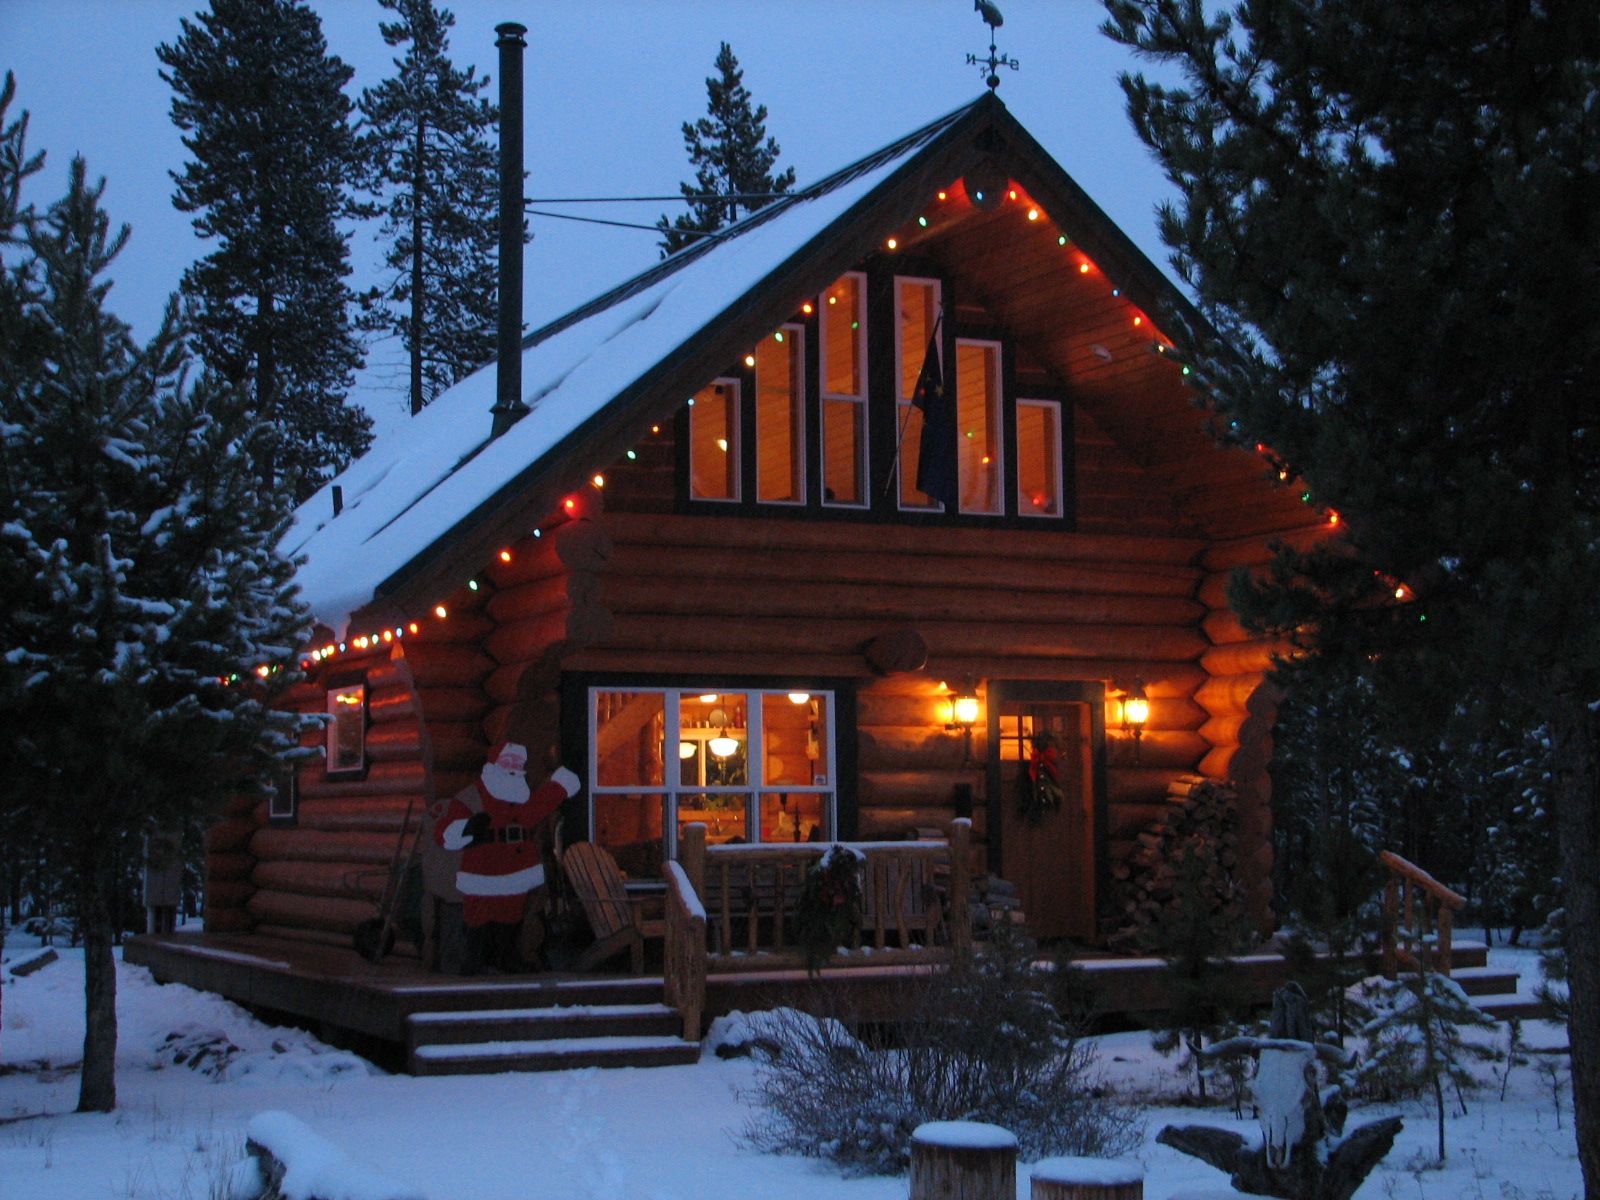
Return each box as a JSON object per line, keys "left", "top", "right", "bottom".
{"left": 253, "top": 860, "right": 385, "bottom": 901}
{"left": 555, "top": 518, "right": 614, "bottom": 571}
{"left": 297, "top": 759, "right": 427, "bottom": 800}
{"left": 250, "top": 828, "right": 409, "bottom": 866}
{"left": 1198, "top": 712, "right": 1245, "bottom": 748}
{"left": 1193, "top": 673, "right": 1268, "bottom": 718}
{"left": 398, "top": 642, "right": 496, "bottom": 688}
{"left": 561, "top": 646, "right": 871, "bottom": 682}
{"left": 203, "top": 909, "right": 253, "bottom": 933}
{"left": 1198, "top": 745, "right": 1240, "bottom": 779}
{"left": 203, "top": 879, "right": 255, "bottom": 909}
{"left": 1201, "top": 608, "right": 1251, "bottom": 646}
{"left": 1108, "top": 766, "right": 1187, "bottom": 807}
{"left": 1105, "top": 729, "right": 1209, "bottom": 770}
{"left": 279, "top": 796, "right": 418, "bottom": 834}
{"left": 602, "top": 614, "right": 1209, "bottom": 663}
{"left": 414, "top": 686, "right": 489, "bottom": 723}
{"left": 604, "top": 574, "right": 1203, "bottom": 628}
{"left": 485, "top": 533, "right": 564, "bottom": 588}
{"left": 606, "top": 541, "right": 1202, "bottom": 600}
{"left": 1107, "top": 801, "right": 1182, "bottom": 840}
{"left": 428, "top": 724, "right": 487, "bottom": 772}
{"left": 485, "top": 604, "right": 614, "bottom": 665}
{"left": 1199, "top": 638, "right": 1283, "bottom": 678}
{"left": 1201, "top": 523, "right": 1334, "bottom": 571}
{"left": 859, "top": 768, "right": 986, "bottom": 810}
{"left": 250, "top": 923, "right": 365, "bottom": 951}
{"left": 858, "top": 725, "right": 969, "bottom": 771}
{"left": 853, "top": 805, "right": 987, "bottom": 840}
{"left": 366, "top": 720, "right": 423, "bottom": 761}
{"left": 486, "top": 572, "right": 600, "bottom": 623}
{"left": 367, "top": 684, "right": 418, "bottom": 724}
{"left": 207, "top": 852, "right": 254, "bottom": 881}
{"left": 205, "top": 817, "right": 255, "bottom": 854}
{"left": 402, "top": 613, "right": 493, "bottom": 647}
{"left": 245, "top": 889, "right": 374, "bottom": 935}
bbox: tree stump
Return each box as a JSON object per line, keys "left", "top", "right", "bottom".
{"left": 909, "top": 1121, "right": 1017, "bottom": 1200}
{"left": 1031, "top": 1155, "right": 1144, "bottom": 1199}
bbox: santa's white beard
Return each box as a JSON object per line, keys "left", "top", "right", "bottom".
{"left": 481, "top": 762, "right": 531, "bottom": 804}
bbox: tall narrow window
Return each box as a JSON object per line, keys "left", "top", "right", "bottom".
{"left": 820, "top": 273, "right": 867, "bottom": 507}
{"left": 956, "top": 339, "right": 1003, "bottom": 514}
{"left": 895, "top": 277, "right": 942, "bottom": 510}
{"left": 755, "top": 325, "right": 805, "bottom": 504}
{"left": 1016, "top": 398, "right": 1064, "bottom": 518}
{"left": 689, "top": 379, "right": 739, "bottom": 501}
{"left": 324, "top": 680, "right": 368, "bottom": 779}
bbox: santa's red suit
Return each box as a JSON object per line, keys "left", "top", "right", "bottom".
{"left": 436, "top": 743, "right": 579, "bottom": 927}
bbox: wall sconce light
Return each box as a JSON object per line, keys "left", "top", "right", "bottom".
{"left": 943, "top": 684, "right": 982, "bottom": 766}
{"left": 1123, "top": 679, "right": 1149, "bottom": 749}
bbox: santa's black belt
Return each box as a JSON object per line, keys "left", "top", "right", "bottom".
{"left": 482, "top": 826, "right": 535, "bottom": 843}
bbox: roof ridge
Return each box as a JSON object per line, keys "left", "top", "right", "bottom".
{"left": 520, "top": 95, "right": 994, "bottom": 351}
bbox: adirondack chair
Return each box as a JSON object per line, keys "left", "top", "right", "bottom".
{"left": 562, "top": 842, "right": 664, "bottom": 972}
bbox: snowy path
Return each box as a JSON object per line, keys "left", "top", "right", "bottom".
{"left": 0, "top": 933, "right": 1581, "bottom": 1199}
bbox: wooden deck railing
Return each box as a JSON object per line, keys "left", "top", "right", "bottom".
{"left": 675, "top": 819, "right": 971, "bottom": 976}
{"left": 1378, "top": 850, "right": 1467, "bottom": 979}
{"left": 661, "top": 860, "right": 706, "bottom": 1042}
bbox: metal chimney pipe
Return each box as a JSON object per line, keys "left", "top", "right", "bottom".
{"left": 491, "top": 21, "right": 528, "bottom": 438}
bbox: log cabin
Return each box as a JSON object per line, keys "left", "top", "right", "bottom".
{"left": 186, "top": 88, "right": 1333, "bottom": 975}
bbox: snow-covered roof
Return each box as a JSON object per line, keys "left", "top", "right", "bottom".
{"left": 285, "top": 98, "right": 983, "bottom": 636}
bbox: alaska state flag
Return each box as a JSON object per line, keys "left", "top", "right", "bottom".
{"left": 911, "top": 325, "right": 957, "bottom": 508}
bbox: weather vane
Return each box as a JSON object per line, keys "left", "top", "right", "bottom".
{"left": 967, "top": 1, "right": 1019, "bottom": 91}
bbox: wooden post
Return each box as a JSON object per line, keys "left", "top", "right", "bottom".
{"left": 1029, "top": 1155, "right": 1143, "bottom": 1200}
{"left": 1436, "top": 901, "right": 1454, "bottom": 977}
{"left": 948, "top": 818, "right": 972, "bottom": 954}
{"left": 1381, "top": 873, "right": 1398, "bottom": 980}
{"left": 680, "top": 821, "right": 706, "bottom": 902}
{"left": 910, "top": 1122, "right": 1016, "bottom": 1200}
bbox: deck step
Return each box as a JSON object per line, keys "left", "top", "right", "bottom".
{"left": 388, "top": 974, "right": 666, "bottom": 1014}
{"left": 410, "top": 1034, "right": 701, "bottom": 1075}
{"left": 1447, "top": 966, "right": 1522, "bottom": 997}
{"left": 407, "top": 1002, "right": 681, "bottom": 1046}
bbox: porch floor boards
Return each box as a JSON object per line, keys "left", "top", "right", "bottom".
{"left": 123, "top": 930, "right": 1519, "bottom": 1075}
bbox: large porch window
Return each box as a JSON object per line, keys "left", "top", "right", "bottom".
{"left": 589, "top": 686, "right": 837, "bottom": 878}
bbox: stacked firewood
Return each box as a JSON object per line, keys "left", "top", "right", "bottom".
{"left": 1107, "top": 774, "right": 1245, "bottom": 951}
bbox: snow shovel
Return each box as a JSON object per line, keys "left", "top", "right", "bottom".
{"left": 354, "top": 800, "right": 423, "bottom": 962}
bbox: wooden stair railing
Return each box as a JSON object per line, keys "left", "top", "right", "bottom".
{"left": 661, "top": 859, "right": 706, "bottom": 1042}
{"left": 1378, "top": 850, "right": 1467, "bottom": 979}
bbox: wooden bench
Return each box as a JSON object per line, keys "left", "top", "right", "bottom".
{"left": 562, "top": 842, "right": 664, "bottom": 972}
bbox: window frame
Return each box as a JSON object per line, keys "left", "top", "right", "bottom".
{"left": 1015, "top": 397, "right": 1067, "bottom": 520}
{"left": 893, "top": 274, "right": 945, "bottom": 514}
{"left": 819, "top": 270, "right": 870, "bottom": 510}
{"left": 323, "top": 674, "right": 369, "bottom": 781}
{"left": 585, "top": 684, "right": 841, "bottom": 863}
{"left": 687, "top": 376, "right": 743, "bottom": 504}
{"left": 754, "top": 324, "right": 807, "bottom": 507}
{"left": 953, "top": 336, "right": 1005, "bottom": 516}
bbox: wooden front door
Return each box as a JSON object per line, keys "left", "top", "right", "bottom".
{"left": 989, "top": 683, "right": 1105, "bottom": 942}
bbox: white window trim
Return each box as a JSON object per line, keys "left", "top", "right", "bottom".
{"left": 956, "top": 337, "right": 1005, "bottom": 516}
{"left": 820, "top": 272, "right": 870, "bottom": 509}
{"left": 587, "top": 686, "right": 838, "bottom": 861}
{"left": 894, "top": 276, "right": 945, "bottom": 513}
{"left": 688, "top": 377, "right": 742, "bottom": 504}
{"left": 1016, "top": 397, "right": 1065, "bottom": 519}
{"left": 756, "top": 324, "right": 808, "bottom": 506}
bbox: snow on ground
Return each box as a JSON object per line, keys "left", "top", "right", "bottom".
{"left": 0, "top": 929, "right": 1582, "bottom": 1200}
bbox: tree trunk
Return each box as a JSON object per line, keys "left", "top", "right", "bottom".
{"left": 1550, "top": 687, "right": 1600, "bottom": 1200}
{"left": 76, "top": 843, "right": 118, "bottom": 1112}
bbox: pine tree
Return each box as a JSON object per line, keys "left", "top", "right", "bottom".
{"left": 159, "top": 0, "right": 372, "bottom": 501}
{"left": 656, "top": 43, "right": 795, "bottom": 257}
{"left": 1103, "top": 4, "right": 1600, "bottom": 1192}
{"left": 359, "top": 0, "right": 512, "bottom": 415}
{"left": 0, "top": 124, "right": 309, "bottom": 1110}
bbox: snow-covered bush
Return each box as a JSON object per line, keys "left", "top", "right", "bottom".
{"left": 739, "top": 922, "right": 1140, "bottom": 1174}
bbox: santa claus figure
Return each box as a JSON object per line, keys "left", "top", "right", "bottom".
{"left": 435, "top": 742, "right": 578, "bottom": 971}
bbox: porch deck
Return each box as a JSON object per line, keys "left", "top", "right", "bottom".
{"left": 122, "top": 927, "right": 1510, "bottom": 1075}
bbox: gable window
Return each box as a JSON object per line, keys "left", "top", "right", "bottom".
{"left": 820, "top": 272, "right": 867, "bottom": 507}
{"left": 689, "top": 379, "right": 740, "bottom": 502}
{"left": 1016, "top": 398, "right": 1064, "bottom": 517}
{"left": 756, "top": 325, "right": 805, "bottom": 504}
{"left": 956, "top": 339, "right": 1003, "bottom": 515}
{"left": 895, "top": 276, "right": 943, "bottom": 511}
{"left": 589, "top": 685, "right": 838, "bottom": 878}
